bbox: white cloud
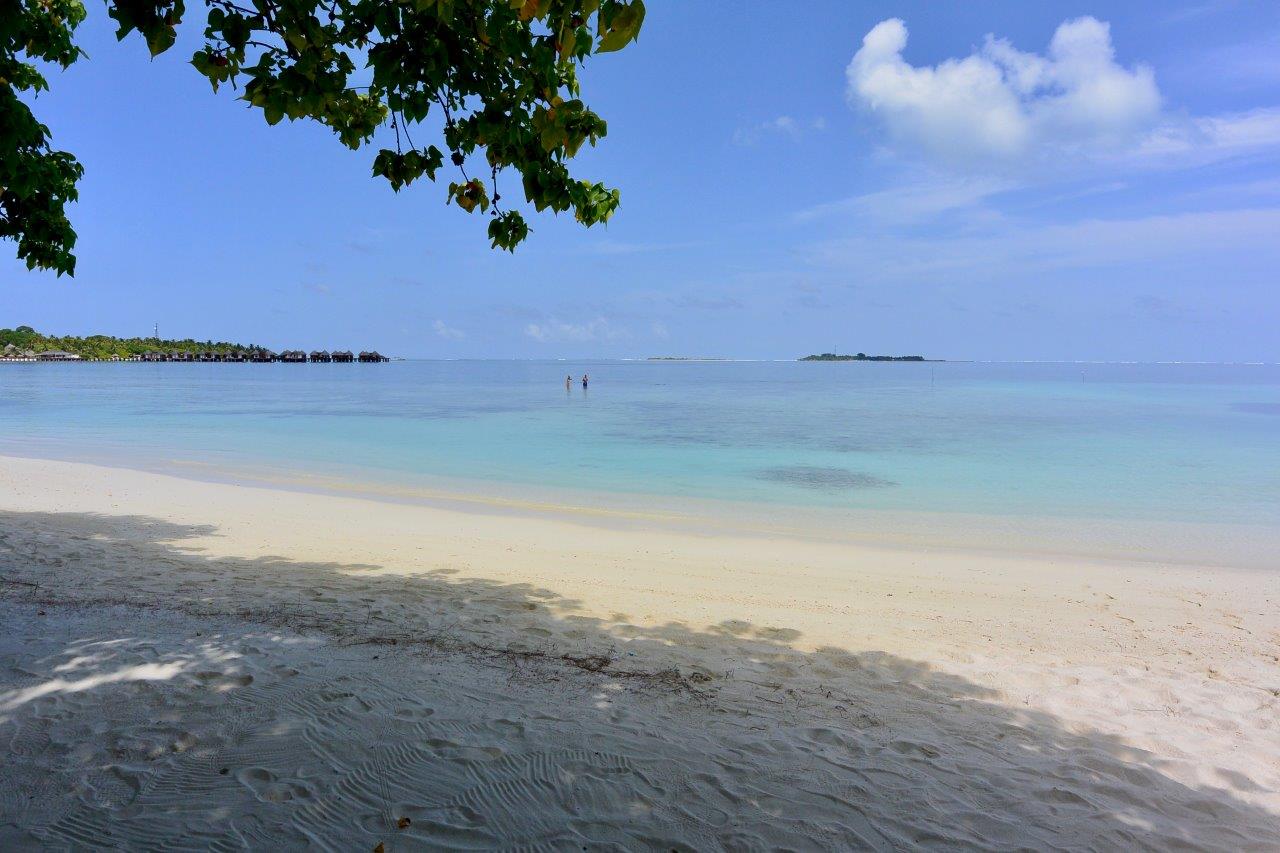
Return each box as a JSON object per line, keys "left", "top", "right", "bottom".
{"left": 804, "top": 207, "right": 1280, "bottom": 280}
{"left": 793, "top": 174, "right": 1013, "bottom": 225}
{"left": 432, "top": 319, "right": 465, "bottom": 340}
{"left": 1197, "top": 30, "right": 1280, "bottom": 88}
{"left": 1128, "top": 107, "right": 1280, "bottom": 165}
{"left": 1163, "top": 3, "right": 1219, "bottom": 24}
{"left": 733, "top": 115, "right": 827, "bottom": 145}
{"left": 523, "top": 317, "right": 629, "bottom": 344}
{"left": 846, "top": 17, "right": 1161, "bottom": 168}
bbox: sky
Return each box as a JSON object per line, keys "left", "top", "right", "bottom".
{"left": 4, "top": 1, "right": 1280, "bottom": 361}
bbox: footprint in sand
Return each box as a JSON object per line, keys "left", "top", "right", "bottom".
{"left": 236, "top": 767, "right": 315, "bottom": 803}
{"left": 754, "top": 626, "right": 802, "bottom": 642}
{"left": 888, "top": 740, "right": 941, "bottom": 759}
{"left": 193, "top": 671, "right": 254, "bottom": 692}
{"left": 83, "top": 765, "right": 142, "bottom": 809}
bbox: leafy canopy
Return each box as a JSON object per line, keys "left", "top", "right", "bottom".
{"left": 1, "top": 0, "right": 645, "bottom": 276}
{"left": 1, "top": 324, "right": 267, "bottom": 358}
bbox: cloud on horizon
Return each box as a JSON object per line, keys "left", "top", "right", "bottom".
{"left": 432, "top": 319, "right": 465, "bottom": 340}
{"left": 524, "top": 317, "right": 630, "bottom": 344}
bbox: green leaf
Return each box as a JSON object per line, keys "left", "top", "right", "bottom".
{"left": 598, "top": 1, "right": 644, "bottom": 53}
{"left": 147, "top": 26, "right": 177, "bottom": 57}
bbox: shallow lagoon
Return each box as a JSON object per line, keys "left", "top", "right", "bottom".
{"left": 2, "top": 360, "right": 1277, "bottom": 529}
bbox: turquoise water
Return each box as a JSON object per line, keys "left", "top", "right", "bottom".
{"left": 1, "top": 360, "right": 1278, "bottom": 527}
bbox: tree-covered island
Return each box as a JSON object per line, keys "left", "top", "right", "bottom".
{"left": 800, "top": 353, "right": 934, "bottom": 362}
{"left": 4, "top": 325, "right": 269, "bottom": 360}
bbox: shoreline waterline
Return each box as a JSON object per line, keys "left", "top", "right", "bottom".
{"left": 3, "top": 449, "right": 1275, "bottom": 571}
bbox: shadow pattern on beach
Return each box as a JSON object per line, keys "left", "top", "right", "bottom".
{"left": 1, "top": 509, "right": 1277, "bottom": 850}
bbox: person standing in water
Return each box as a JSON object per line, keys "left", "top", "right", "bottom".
{"left": 565, "top": 374, "right": 572, "bottom": 391}
{"left": 582, "top": 374, "right": 589, "bottom": 390}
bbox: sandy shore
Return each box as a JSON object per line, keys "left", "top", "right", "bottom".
{"left": 1, "top": 454, "right": 1278, "bottom": 848}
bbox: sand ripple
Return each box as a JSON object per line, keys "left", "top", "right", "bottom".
{"left": 2, "top": 470, "right": 1279, "bottom": 849}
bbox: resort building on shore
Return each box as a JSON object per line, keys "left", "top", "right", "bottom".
{"left": 8, "top": 346, "right": 388, "bottom": 363}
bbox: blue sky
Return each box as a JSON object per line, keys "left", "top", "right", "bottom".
{"left": 5, "top": 1, "right": 1280, "bottom": 360}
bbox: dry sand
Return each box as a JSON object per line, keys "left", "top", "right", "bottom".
{"left": 1, "top": 454, "right": 1277, "bottom": 849}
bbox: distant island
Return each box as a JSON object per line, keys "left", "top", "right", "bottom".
{"left": 800, "top": 352, "right": 935, "bottom": 362}
{"left": 0, "top": 326, "right": 388, "bottom": 363}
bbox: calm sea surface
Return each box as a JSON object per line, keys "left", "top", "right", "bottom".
{"left": 2, "top": 360, "right": 1278, "bottom": 528}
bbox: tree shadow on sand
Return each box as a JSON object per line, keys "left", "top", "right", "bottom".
{"left": 1, "top": 509, "right": 1277, "bottom": 850}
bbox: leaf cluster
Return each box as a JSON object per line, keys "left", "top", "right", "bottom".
{"left": 1, "top": 0, "right": 644, "bottom": 275}
{"left": 1, "top": 0, "right": 88, "bottom": 275}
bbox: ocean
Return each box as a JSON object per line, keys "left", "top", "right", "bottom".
{"left": 2, "top": 359, "right": 1278, "bottom": 545}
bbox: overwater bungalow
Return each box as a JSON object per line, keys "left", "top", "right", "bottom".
{"left": 249, "top": 349, "right": 278, "bottom": 363}
{"left": 332, "top": 350, "right": 355, "bottom": 363}
{"left": 36, "top": 350, "right": 82, "bottom": 361}
{"left": 281, "top": 350, "right": 307, "bottom": 363}
{"left": 309, "top": 350, "right": 331, "bottom": 363}
{"left": 358, "top": 351, "right": 388, "bottom": 363}
{"left": 1, "top": 344, "right": 37, "bottom": 361}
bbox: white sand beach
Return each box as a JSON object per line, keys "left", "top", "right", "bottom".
{"left": 2, "top": 454, "right": 1278, "bottom": 849}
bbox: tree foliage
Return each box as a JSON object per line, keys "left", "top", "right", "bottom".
{"left": 2, "top": 0, "right": 644, "bottom": 276}
{"left": 0, "top": 324, "right": 268, "bottom": 357}
{"left": 1, "top": 0, "right": 88, "bottom": 275}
